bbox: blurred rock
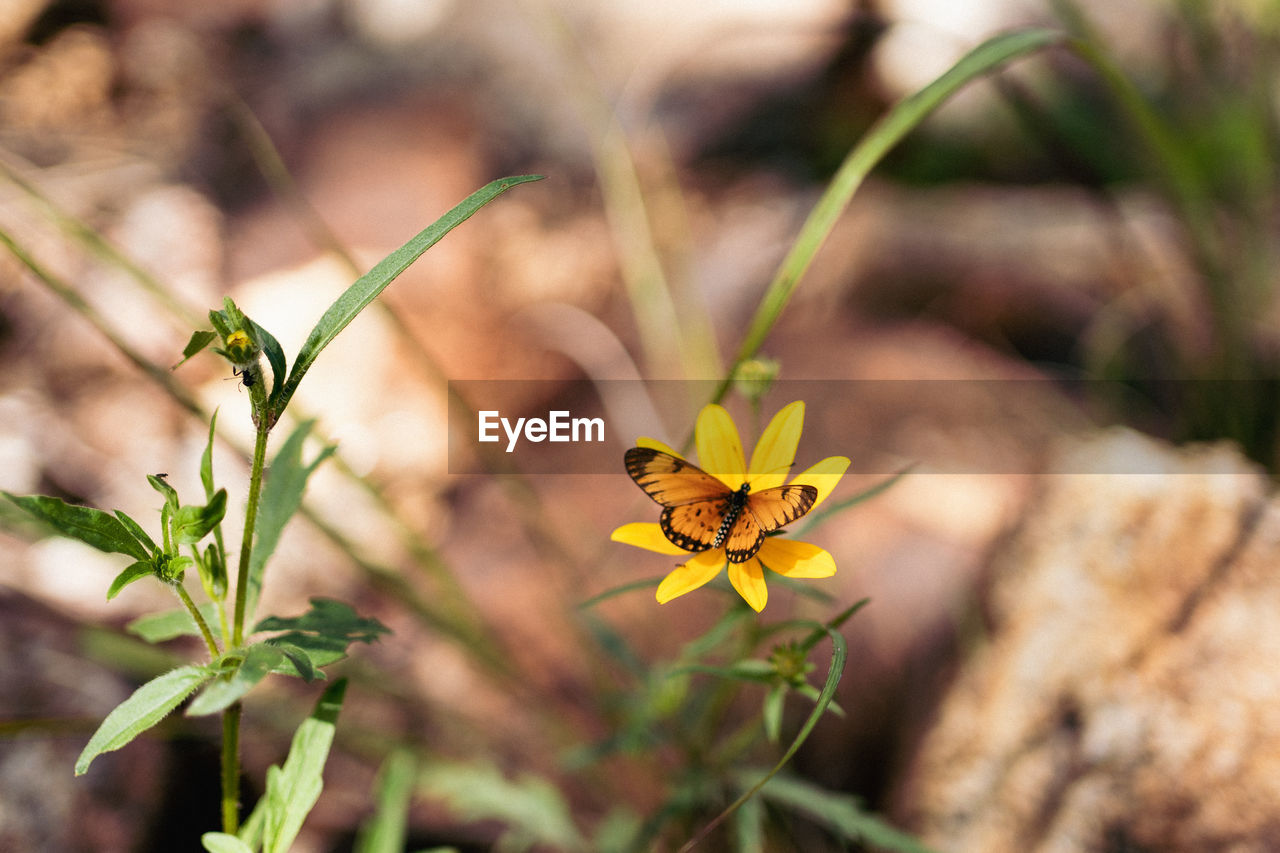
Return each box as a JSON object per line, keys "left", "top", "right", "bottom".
{"left": 899, "top": 429, "right": 1280, "bottom": 852}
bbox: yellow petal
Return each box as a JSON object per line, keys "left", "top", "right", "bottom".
{"left": 728, "top": 559, "right": 768, "bottom": 611}
{"left": 758, "top": 538, "right": 836, "bottom": 578}
{"left": 611, "top": 522, "right": 688, "bottom": 555}
{"left": 656, "top": 551, "right": 726, "bottom": 603}
{"left": 695, "top": 404, "right": 746, "bottom": 488}
{"left": 790, "top": 456, "right": 850, "bottom": 509}
{"left": 748, "top": 401, "right": 804, "bottom": 490}
{"left": 636, "top": 436, "right": 682, "bottom": 459}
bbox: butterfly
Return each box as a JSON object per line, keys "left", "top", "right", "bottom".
{"left": 625, "top": 446, "right": 817, "bottom": 563}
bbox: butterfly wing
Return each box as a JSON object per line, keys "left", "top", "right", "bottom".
{"left": 722, "top": 485, "right": 819, "bottom": 563}
{"left": 626, "top": 447, "right": 735, "bottom": 554}
{"left": 625, "top": 447, "right": 731, "bottom": 507}
{"left": 659, "top": 499, "right": 732, "bottom": 554}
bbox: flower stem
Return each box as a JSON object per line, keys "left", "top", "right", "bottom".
{"left": 232, "top": 418, "right": 269, "bottom": 648}
{"left": 222, "top": 413, "right": 270, "bottom": 836}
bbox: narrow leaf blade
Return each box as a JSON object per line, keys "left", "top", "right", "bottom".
{"left": 354, "top": 751, "right": 417, "bottom": 853}
{"left": 275, "top": 175, "right": 543, "bottom": 414}
{"left": 262, "top": 679, "right": 347, "bottom": 853}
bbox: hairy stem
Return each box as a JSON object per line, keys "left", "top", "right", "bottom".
{"left": 222, "top": 414, "right": 270, "bottom": 835}
{"left": 232, "top": 418, "right": 269, "bottom": 648}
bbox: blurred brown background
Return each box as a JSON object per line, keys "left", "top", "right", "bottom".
{"left": 3, "top": 1, "right": 1280, "bottom": 851}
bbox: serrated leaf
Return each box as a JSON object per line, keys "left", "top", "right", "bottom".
{"left": 254, "top": 598, "right": 389, "bottom": 671}
{"left": 187, "top": 643, "right": 285, "bottom": 716}
{"left": 75, "top": 664, "right": 214, "bottom": 775}
{"left": 173, "top": 489, "right": 227, "bottom": 545}
{"left": 201, "top": 832, "right": 253, "bottom": 853}
{"left": 4, "top": 493, "right": 151, "bottom": 561}
{"left": 107, "top": 561, "right": 155, "bottom": 600}
{"left": 261, "top": 679, "right": 346, "bottom": 853}
{"left": 272, "top": 175, "right": 543, "bottom": 418}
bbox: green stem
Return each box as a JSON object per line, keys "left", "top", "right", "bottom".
{"left": 222, "top": 409, "right": 270, "bottom": 837}
{"left": 173, "top": 581, "right": 219, "bottom": 658}
{"left": 232, "top": 417, "right": 270, "bottom": 648}
{"left": 221, "top": 703, "right": 242, "bottom": 834}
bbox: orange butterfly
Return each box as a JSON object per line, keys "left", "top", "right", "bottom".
{"left": 625, "top": 446, "right": 817, "bottom": 563}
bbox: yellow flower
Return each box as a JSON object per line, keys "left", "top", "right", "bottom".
{"left": 612, "top": 401, "right": 849, "bottom": 612}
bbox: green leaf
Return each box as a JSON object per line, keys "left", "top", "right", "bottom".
{"left": 273, "top": 175, "right": 543, "bottom": 417}
{"left": 147, "top": 473, "right": 179, "bottom": 510}
{"left": 261, "top": 679, "right": 347, "bottom": 853}
{"left": 201, "top": 832, "right": 253, "bottom": 853}
{"left": 198, "top": 542, "right": 227, "bottom": 601}
{"left": 668, "top": 661, "right": 775, "bottom": 685}
{"left": 75, "top": 664, "right": 214, "bottom": 775}
{"left": 174, "top": 329, "right": 218, "bottom": 369}
{"left": 355, "top": 750, "right": 417, "bottom": 853}
{"left": 113, "top": 510, "right": 158, "bottom": 557}
{"left": 713, "top": 28, "right": 1064, "bottom": 403}
{"left": 107, "top": 561, "right": 155, "bottom": 600}
{"left": 4, "top": 493, "right": 152, "bottom": 561}
{"left": 733, "top": 793, "right": 765, "bottom": 853}
{"left": 799, "top": 599, "right": 870, "bottom": 653}
{"left": 681, "top": 621, "right": 850, "bottom": 848}
{"left": 418, "top": 761, "right": 587, "bottom": 852}
{"left": 186, "top": 643, "right": 286, "bottom": 716}
{"left": 752, "top": 775, "right": 939, "bottom": 853}
{"left": 200, "top": 410, "right": 219, "bottom": 499}
{"left": 245, "top": 420, "right": 334, "bottom": 618}
{"left": 254, "top": 598, "right": 390, "bottom": 670}
{"left": 244, "top": 314, "right": 286, "bottom": 406}
{"left": 268, "top": 640, "right": 321, "bottom": 682}
{"left": 173, "top": 489, "right": 227, "bottom": 545}
{"left": 128, "top": 603, "right": 221, "bottom": 643}
{"left": 762, "top": 685, "right": 785, "bottom": 744}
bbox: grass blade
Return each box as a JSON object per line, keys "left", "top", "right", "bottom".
{"left": 715, "top": 28, "right": 1065, "bottom": 402}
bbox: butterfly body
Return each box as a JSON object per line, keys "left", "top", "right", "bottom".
{"left": 625, "top": 447, "right": 816, "bottom": 563}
